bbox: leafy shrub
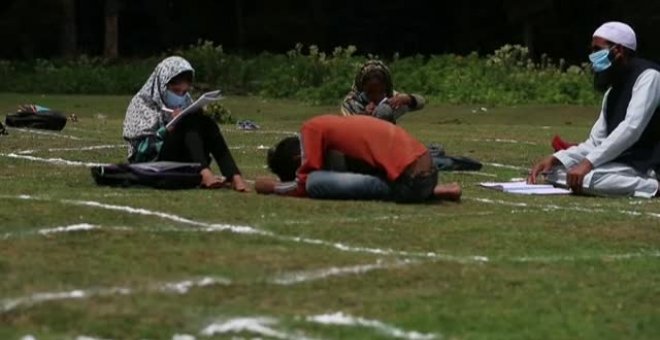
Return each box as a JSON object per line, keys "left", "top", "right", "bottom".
{"left": 0, "top": 42, "right": 600, "bottom": 106}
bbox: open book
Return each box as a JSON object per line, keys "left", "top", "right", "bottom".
{"left": 479, "top": 181, "right": 571, "bottom": 195}
{"left": 165, "top": 90, "right": 224, "bottom": 129}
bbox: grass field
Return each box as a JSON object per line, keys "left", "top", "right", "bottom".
{"left": 1, "top": 93, "right": 660, "bottom": 339}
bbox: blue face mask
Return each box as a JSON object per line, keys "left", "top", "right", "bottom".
{"left": 163, "top": 90, "right": 188, "bottom": 109}
{"left": 589, "top": 48, "right": 614, "bottom": 73}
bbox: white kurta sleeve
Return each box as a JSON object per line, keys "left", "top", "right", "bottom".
{"left": 553, "top": 92, "right": 609, "bottom": 168}
{"left": 586, "top": 69, "right": 660, "bottom": 167}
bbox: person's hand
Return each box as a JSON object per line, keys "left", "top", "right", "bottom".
{"left": 566, "top": 160, "right": 593, "bottom": 193}
{"left": 528, "top": 156, "right": 559, "bottom": 184}
{"left": 255, "top": 176, "right": 278, "bottom": 195}
{"left": 231, "top": 174, "right": 249, "bottom": 193}
{"left": 388, "top": 94, "right": 412, "bottom": 110}
{"left": 365, "top": 102, "right": 377, "bottom": 115}
{"left": 171, "top": 108, "right": 182, "bottom": 119}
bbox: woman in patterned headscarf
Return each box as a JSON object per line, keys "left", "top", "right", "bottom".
{"left": 340, "top": 60, "right": 425, "bottom": 123}
{"left": 122, "top": 56, "right": 247, "bottom": 191}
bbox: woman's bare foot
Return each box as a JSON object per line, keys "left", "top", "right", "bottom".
{"left": 433, "top": 183, "right": 462, "bottom": 202}
{"left": 200, "top": 168, "right": 223, "bottom": 189}
{"left": 231, "top": 174, "right": 249, "bottom": 192}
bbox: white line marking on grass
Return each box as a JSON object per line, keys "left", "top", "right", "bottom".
{"left": 172, "top": 334, "right": 197, "bottom": 340}
{"left": 1, "top": 287, "right": 132, "bottom": 313}
{"left": 228, "top": 144, "right": 271, "bottom": 151}
{"left": 451, "top": 171, "right": 498, "bottom": 178}
{"left": 0, "top": 195, "right": 492, "bottom": 264}
{"left": 9, "top": 127, "right": 83, "bottom": 140}
{"left": 468, "top": 138, "right": 538, "bottom": 146}
{"left": 172, "top": 335, "right": 196, "bottom": 340}
{"left": 0, "top": 153, "right": 108, "bottom": 167}
{"left": 0, "top": 277, "right": 231, "bottom": 313}
{"left": 221, "top": 128, "right": 297, "bottom": 135}
{"left": 468, "top": 197, "right": 660, "bottom": 219}
{"left": 200, "top": 317, "right": 311, "bottom": 340}
{"left": 38, "top": 223, "right": 102, "bottom": 235}
{"left": 76, "top": 336, "right": 113, "bottom": 340}
{"left": 307, "top": 312, "right": 438, "bottom": 340}
{"left": 484, "top": 162, "right": 528, "bottom": 171}
{"left": 509, "top": 251, "right": 660, "bottom": 263}
{"left": 270, "top": 260, "right": 415, "bottom": 285}
{"left": 0, "top": 260, "right": 408, "bottom": 314}
{"left": 60, "top": 199, "right": 264, "bottom": 235}
{"left": 160, "top": 277, "right": 231, "bottom": 294}
{"left": 17, "top": 144, "right": 125, "bottom": 155}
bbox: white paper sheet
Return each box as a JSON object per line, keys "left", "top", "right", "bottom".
{"left": 165, "top": 90, "right": 223, "bottom": 129}
{"left": 479, "top": 181, "right": 571, "bottom": 195}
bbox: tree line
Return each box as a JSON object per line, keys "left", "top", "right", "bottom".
{"left": 1, "top": 0, "right": 659, "bottom": 62}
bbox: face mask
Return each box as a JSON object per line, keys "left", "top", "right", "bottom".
{"left": 163, "top": 90, "right": 188, "bottom": 109}
{"left": 589, "top": 47, "right": 614, "bottom": 73}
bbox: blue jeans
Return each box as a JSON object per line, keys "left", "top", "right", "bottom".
{"left": 306, "top": 171, "right": 391, "bottom": 200}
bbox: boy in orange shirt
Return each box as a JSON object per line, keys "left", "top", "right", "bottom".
{"left": 256, "top": 115, "right": 461, "bottom": 203}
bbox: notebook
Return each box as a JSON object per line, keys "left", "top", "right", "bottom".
{"left": 479, "top": 181, "right": 571, "bottom": 195}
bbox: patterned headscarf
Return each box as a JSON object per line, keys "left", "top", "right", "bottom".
{"left": 122, "top": 56, "right": 194, "bottom": 140}
{"left": 351, "top": 60, "right": 394, "bottom": 97}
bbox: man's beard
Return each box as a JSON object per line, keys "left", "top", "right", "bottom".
{"left": 593, "top": 63, "right": 622, "bottom": 93}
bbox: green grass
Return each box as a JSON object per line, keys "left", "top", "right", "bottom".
{"left": 1, "top": 93, "right": 660, "bottom": 339}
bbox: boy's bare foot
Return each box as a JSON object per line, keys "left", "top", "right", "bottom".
{"left": 200, "top": 168, "right": 223, "bottom": 189}
{"left": 231, "top": 174, "right": 249, "bottom": 192}
{"left": 433, "top": 183, "right": 462, "bottom": 202}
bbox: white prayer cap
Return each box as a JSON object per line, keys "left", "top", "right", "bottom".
{"left": 593, "top": 22, "right": 637, "bottom": 51}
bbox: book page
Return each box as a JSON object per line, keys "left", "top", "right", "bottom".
{"left": 165, "top": 90, "right": 223, "bottom": 129}
{"left": 479, "top": 181, "right": 571, "bottom": 195}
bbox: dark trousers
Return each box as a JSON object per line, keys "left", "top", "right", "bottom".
{"left": 159, "top": 113, "right": 240, "bottom": 178}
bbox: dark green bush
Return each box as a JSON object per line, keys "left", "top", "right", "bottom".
{"left": 0, "top": 42, "right": 600, "bottom": 106}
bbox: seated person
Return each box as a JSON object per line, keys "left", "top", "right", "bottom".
{"left": 122, "top": 56, "right": 247, "bottom": 191}
{"left": 341, "top": 60, "right": 425, "bottom": 123}
{"left": 256, "top": 115, "right": 461, "bottom": 203}
{"left": 529, "top": 22, "right": 660, "bottom": 198}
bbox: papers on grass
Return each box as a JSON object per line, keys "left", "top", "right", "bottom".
{"left": 479, "top": 181, "right": 571, "bottom": 195}
{"left": 165, "top": 90, "right": 223, "bottom": 129}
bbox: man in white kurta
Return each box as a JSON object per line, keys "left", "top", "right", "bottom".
{"left": 529, "top": 22, "right": 660, "bottom": 198}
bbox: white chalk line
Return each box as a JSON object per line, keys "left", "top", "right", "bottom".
{"left": 229, "top": 144, "right": 271, "bottom": 151}
{"left": 277, "top": 211, "right": 496, "bottom": 226}
{"left": 468, "top": 138, "right": 538, "bottom": 146}
{"left": 200, "top": 317, "right": 313, "bottom": 340}
{"left": 1, "top": 260, "right": 410, "bottom": 315}
{"left": 16, "top": 144, "right": 125, "bottom": 155}
{"left": 3, "top": 195, "right": 659, "bottom": 264}
{"left": 1, "top": 276, "right": 231, "bottom": 313}
{"left": 8, "top": 127, "right": 83, "bottom": 140}
{"left": 0, "top": 153, "right": 109, "bottom": 167}
{"left": 483, "top": 162, "right": 528, "bottom": 171}
{"left": 221, "top": 128, "right": 297, "bottom": 135}
{"left": 306, "top": 312, "right": 437, "bottom": 340}
{"left": 468, "top": 197, "right": 660, "bottom": 220}
{"left": 269, "top": 259, "right": 415, "bottom": 285}
{"left": 200, "top": 311, "right": 438, "bottom": 340}
{"left": 450, "top": 171, "right": 499, "bottom": 178}
{"left": 0, "top": 195, "right": 492, "bottom": 264}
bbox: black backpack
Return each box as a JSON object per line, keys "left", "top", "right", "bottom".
{"left": 91, "top": 162, "right": 203, "bottom": 190}
{"left": 5, "top": 110, "right": 67, "bottom": 131}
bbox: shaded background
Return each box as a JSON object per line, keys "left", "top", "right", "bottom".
{"left": 1, "top": 0, "right": 660, "bottom": 62}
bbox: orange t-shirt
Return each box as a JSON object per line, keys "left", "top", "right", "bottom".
{"left": 292, "top": 115, "right": 427, "bottom": 196}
